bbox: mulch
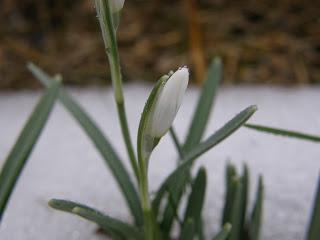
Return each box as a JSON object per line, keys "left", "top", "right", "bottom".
{"left": 0, "top": 0, "right": 319, "bottom": 89}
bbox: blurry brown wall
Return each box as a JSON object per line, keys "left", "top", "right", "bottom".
{"left": 0, "top": 0, "right": 319, "bottom": 89}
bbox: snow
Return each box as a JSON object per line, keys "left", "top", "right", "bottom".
{"left": 0, "top": 84, "right": 319, "bottom": 240}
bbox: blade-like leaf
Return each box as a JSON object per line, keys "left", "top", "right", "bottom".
{"left": 183, "top": 57, "right": 222, "bottom": 152}
{"left": 153, "top": 106, "right": 257, "bottom": 217}
{"left": 222, "top": 163, "right": 237, "bottom": 225}
{"left": 306, "top": 174, "right": 320, "bottom": 240}
{"left": 249, "top": 176, "right": 264, "bottom": 240}
{"left": 0, "top": 80, "right": 60, "bottom": 219}
{"left": 169, "top": 127, "right": 183, "bottom": 157}
{"left": 160, "top": 176, "right": 185, "bottom": 238}
{"left": 198, "top": 218, "right": 205, "bottom": 240}
{"left": 49, "top": 199, "right": 141, "bottom": 240}
{"left": 180, "top": 219, "right": 195, "bottom": 240}
{"left": 212, "top": 223, "right": 232, "bottom": 240}
{"left": 245, "top": 123, "right": 320, "bottom": 143}
{"left": 27, "top": 63, "right": 143, "bottom": 226}
{"left": 159, "top": 127, "right": 185, "bottom": 238}
{"left": 240, "top": 164, "right": 249, "bottom": 238}
{"left": 228, "top": 178, "right": 242, "bottom": 240}
{"left": 183, "top": 168, "right": 207, "bottom": 237}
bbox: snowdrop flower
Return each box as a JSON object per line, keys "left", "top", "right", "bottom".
{"left": 110, "top": 0, "right": 125, "bottom": 12}
{"left": 148, "top": 67, "right": 189, "bottom": 138}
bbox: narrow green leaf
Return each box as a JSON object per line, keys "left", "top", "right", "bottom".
{"left": 159, "top": 127, "right": 185, "bottom": 238}
{"left": 184, "top": 106, "right": 257, "bottom": 163}
{"left": 306, "top": 174, "right": 320, "bottom": 240}
{"left": 153, "top": 106, "right": 257, "bottom": 217}
{"left": 160, "top": 178, "right": 185, "bottom": 238}
{"left": 169, "top": 127, "right": 183, "bottom": 157}
{"left": 245, "top": 123, "right": 320, "bottom": 143}
{"left": 183, "top": 57, "right": 222, "bottom": 152}
{"left": 198, "top": 218, "right": 205, "bottom": 240}
{"left": 153, "top": 168, "right": 189, "bottom": 226}
{"left": 249, "top": 176, "right": 264, "bottom": 240}
{"left": 49, "top": 199, "right": 141, "bottom": 240}
{"left": 212, "top": 223, "right": 232, "bottom": 240}
{"left": 0, "top": 81, "right": 60, "bottom": 219}
{"left": 240, "top": 164, "right": 249, "bottom": 238}
{"left": 183, "top": 168, "right": 207, "bottom": 237}
{"left": 180, "top": 219, "right": 195, "bottom": 240}
{"left": 27, "top": 63, "right": 143, "bottom": 226}
{"left": 222, "top": 163, "right": 237, "bottom": 225}
{"left": 228, "top": 178, "right": 242, "bottom": 240}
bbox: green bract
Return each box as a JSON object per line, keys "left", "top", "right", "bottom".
{"left": 137, "top": 75, "right": 168, "bottom": 166}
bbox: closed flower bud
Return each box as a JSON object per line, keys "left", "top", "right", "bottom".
{"left": 110, "top": 0, "right": 125, "bottom": 12}
{"left": 148, "top": 67, "right": 189, "bottom": 138}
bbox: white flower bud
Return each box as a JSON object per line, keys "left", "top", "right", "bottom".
{"left": 110, "top": 0, "right": 125, "bottom": 12}
{"left": 148, "top": 67, "right": 189, "bottom": 138}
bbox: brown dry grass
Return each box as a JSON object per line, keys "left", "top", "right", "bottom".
{"left": 0, "top": 0, "right": 319, "bottom": 89}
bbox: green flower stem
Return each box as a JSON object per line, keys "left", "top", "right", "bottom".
{"left": 116, "top": 101, "right": 140, "bottom": 182}
{"left": 99, "top": 0, "right": 139, "bottom": 181}
{"left": 138, "top": 156, "right": 156, "bottom": 240}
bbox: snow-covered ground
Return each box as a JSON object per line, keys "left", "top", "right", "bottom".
{"left": 0, "top": 84, "right": 319, "bottom": 240}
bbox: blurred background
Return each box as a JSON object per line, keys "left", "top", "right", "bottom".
{"left": 1, "top": 1, "right": 320, "bottom": 240}
{"left": 1, "top": 0, "right": 319, "bottom": 89}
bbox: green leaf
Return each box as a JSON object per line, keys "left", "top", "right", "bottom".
{"left": 198, "top": 218, "right": 205, "bottom": 240}
{"left": 222, "top": 163, "right": 237, "bottom": 225}
{"left": 180, "top": 219, "right": 195, "bottom": 240}
{"left": 212, "top": 223, "right": 232, "bottom": 240}
{"left": 158, "top": 169, "right": 188, "bottom": 238}
{"left": 169, "top": 127, "right": 183, "bottom": 157}
{"left": 249, "top": 176, "right": 264, "bottom": 240}
{"left": 240, "top": 164, "right": 249, "bottom": 238}
{"left": 306, "top": 174, "right": 320, "bottom": 240}
{"left": 27, "top": 63, "right": 143, "bottom": 226}
{"left": 0, "top": 80, "right": 60, "bottom": 220}
{"left": 49, "top": 199, "right": 142, "bottom": 240}
{"left": 183, "top": 57, "right": 222, "bottom": 152}
{"left": 153, "top": 105, "right": 257, "bottom": 217}
{"left": 245, "top": 123, "right": 320, "bottom": 143}
{"left": 184, "top": 106, "right": 257, "bottom": 163}
{"left": 160, "top": 178, "right": 185, "bottom": 238}
{"left": 228, "top": 178, "right": 242, "bottom": 240}
{"left": 159, "top": 127, "right": 185, "bottom": 238}
{"left": 183, "top": 167, "right": 207, "bottom": 237}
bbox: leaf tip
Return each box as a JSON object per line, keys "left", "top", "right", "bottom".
{"left": 250, "top": 105, "right": 258, "bottom": 113}
{"left": 26, "top": 61, "right": 37, "bottom": 72}
{"left": 223, "top": 222, "right": 232, "bottom": 231}
{"left": 212, "top": 56, "right": 222, "bottom": 66}
{"left": 54, "top": 74, "right": 63, "bottom": 83}
{"left": 48, "top": 199, "right": 59, "bottom": 209}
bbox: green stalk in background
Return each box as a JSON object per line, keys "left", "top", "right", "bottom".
{"left": 245, "top": 123, "right": 320, "bottom": 143}
{"left": 95, "top": 0, "right": 139, "bottom": 181}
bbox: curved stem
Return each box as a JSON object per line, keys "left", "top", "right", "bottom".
{"left": 99, "top": 0, "right": 139, "bottom": 182}
{"left": 116, "top": 101, "right": 140, "bottom": 180}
